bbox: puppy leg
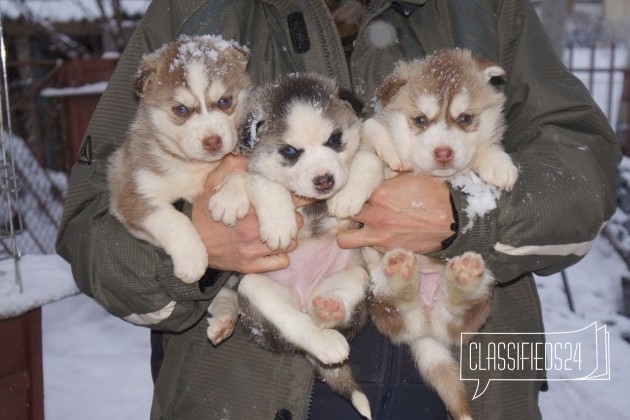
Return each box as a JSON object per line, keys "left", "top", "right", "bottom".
{"left": 247, "top": 174, "right": 297, "bottom": 250}
{"left": 443, "top": 252, "right": 494, "bottom": 338}
{"left": 310, "top": 358, "right": 372, "bottom": 419}
{"left": 444, "top": 252, "right": 494, "bottom": 308}
{"left": 206, "top": 286, "right": 239, "bottom": 345}
{"left": 362, "top": 118, "right": 404, "bottom": 171}
{"left": 472, "top": 143, "right": 518, "bottom": 190}
{"left": 140, "top": 204, "right": 208, "bottom": 283}
{"left": 327, "top": 150, "right": 383, "bottom": 219}
{"left": 208, "top": 171, "right": 251, "bottom": 227}
{"left": 239, "top": 274, "right": 350, "bottom": 365}
{"left": 410, "top": 337, "right": 472, "bottom": 420}
{"left": 309, "top": 265, "right": 368, "bottom": 328}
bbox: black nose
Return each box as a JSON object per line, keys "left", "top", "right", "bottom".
{"left": 313, "top": 174, "right": 335, "bottom": 193}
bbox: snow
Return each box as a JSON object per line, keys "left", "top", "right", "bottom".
{"left": 449, "top": 171, "right": 501, "bottom": 232}
{"left": 40, "top": 81, "right": 108, "bottom": 97}
{"left": 0, "top": 255, "right": 76, "bottom": 319}
{"left": 0, "top": 0, "right": 151, "bottom": 22}
{"left": 0, "top": 231, "right": 618, "bottom": 419}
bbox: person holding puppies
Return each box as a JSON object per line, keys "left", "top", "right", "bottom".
{"left": 56, "top": 0, "right": 620, "bottom": 419}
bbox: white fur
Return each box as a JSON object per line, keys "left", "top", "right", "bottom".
{"left": 108, "top": 38, "right": 250, "bottom": 284}
{"left": 208, "top": 171, "right": 251, "bottom": 226}
{"left": 238, "top": 273, "right": 351, "bottom": 364}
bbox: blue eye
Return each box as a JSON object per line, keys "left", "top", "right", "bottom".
{"left": 279, "top": 145, "right": 302, "bottom": 162}
{"left": 218, "top": 96, "right": 232, "bottom": 109}
{"left": 173, "top": 105, "right": 189, "bottom": 116}
{"left": 281, "top": 146, "right": 297, "bottom": 158}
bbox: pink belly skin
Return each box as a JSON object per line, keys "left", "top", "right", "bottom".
{"left": 265, "top": 234, "right": 356, "bottom": 307}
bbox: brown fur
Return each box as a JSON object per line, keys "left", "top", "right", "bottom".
{"left": 107, "top": 35, "right": 251, "bottom": 283}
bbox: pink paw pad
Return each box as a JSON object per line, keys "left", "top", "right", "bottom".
{"left": 312, "top": 295, "right": 346, "bottom": 324}
{"left": 448, "top": 252, "right": 485, "bottom": 287}
{"left": 383, "top": 250, "right": 418, "bottom": 280}
{"left": 207, "top": 315, "right": 236, "bottom": 345}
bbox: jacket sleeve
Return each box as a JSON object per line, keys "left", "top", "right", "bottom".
{"left": 432, "top": 0, "right": 621, "bottom": 282}
{"left": 55, "top": 0, "right": 228, "bottom": 331}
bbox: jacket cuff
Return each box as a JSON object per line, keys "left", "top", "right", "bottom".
{"left": 428, "top": 185, "right": 500, "bottom": 260}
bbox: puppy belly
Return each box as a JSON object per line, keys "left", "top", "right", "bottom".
{"left": 265, "top": 235, "right": 356, "bottom": 308}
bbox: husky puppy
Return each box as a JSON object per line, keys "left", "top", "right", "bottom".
{"left": 332, "top": 49, "right": 517, "bottom": 420}
{"left": 208, "top": 73, "right": 372, "bottom": 419}
{"left": 107, "top": 35, "right": 250, "bottom": 284}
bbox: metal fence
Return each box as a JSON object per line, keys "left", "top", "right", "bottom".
{"left": 563, "top": 42, "right": 629, "bottom": 130}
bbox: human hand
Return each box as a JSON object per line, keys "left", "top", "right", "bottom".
{"left": 336, "top": 173, "right": 456, "bottom": 254}
{"left": 192, "top": 154, "right": 306, "bottom": 273}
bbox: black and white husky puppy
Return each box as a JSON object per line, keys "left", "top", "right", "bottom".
{"left": 208, "top": 74, "right": 372, "bottom": 419}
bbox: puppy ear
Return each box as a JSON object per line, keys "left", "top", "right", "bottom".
{"left": 475, "top": 57, "right": 507, "bottom": 84}
{"left": 133, "top": 55, "right": 158, "bottom": 97}
{"left": 239, "top": 113, "right": 264, "bottom": 152}
{"left": 483, "top": 65, "right": 506, "bottom": 83}
{"left": 338, "top": 88, "right": 364, "bottom": 116}
{"left": 376, "top": 73, "right": 407, "bottom": 107}
{"left": 225, "top": 44, "right": 250, "bottom": 70}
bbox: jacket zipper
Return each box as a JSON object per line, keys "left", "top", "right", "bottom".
{"left": 300, "top": 0, "right": 351, "bottom": 86}
{"left": 379, "top": 343, "right": 399, "bottom": 419}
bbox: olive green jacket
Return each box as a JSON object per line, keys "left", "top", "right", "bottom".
{"left": 56, "top": 0, "right": 620, "bottom": 419}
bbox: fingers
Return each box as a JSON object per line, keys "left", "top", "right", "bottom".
{"left": 204, "top": 154, "right": 247, "bottom": 190}
{"left": 242, "top": 254, "right": 290, "bottom": 273}
{"left": 337, "top": 224, "right": 379, "bottom": 249}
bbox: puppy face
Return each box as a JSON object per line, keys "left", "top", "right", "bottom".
{"left": 135, "top": 35, "right": 250, "bottom": 162}
{"left": 243, "top": 74, "right": 362, "bottom": 199}
{"left": 377, "top": 49, "right": 507, "bottom": 178}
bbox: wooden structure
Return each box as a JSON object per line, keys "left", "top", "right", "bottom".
{"left": 0, "top": 309, "right": 44, "bottom": 420}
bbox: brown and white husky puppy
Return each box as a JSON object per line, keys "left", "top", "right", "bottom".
{"left": 207, "top": 73, "right": 372, "bottom": 419}
{"left": 107, "top": 35, "right": 250, "bottom": 284}
{"left": 332, "top": 49, "right": 518, "bottom": 420}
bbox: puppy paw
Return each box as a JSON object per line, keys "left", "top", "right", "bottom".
{"left": 206, "top": 287, "right": 239, "bottom": 345}
{"left": 171, "top": 243, "right": 208, "bottom": 284}
{"left": 445, "top": 252, "right": 485, "bottom": 291}
{"left": 327, "top": 189, "right": 368, "bottom": 219}
{"left": 258, "top": 213, "right": 297, "bottom": 250}
{"left": 207, "top": 314, "right": 237, "bottom": 345}
{"left": 382, "top": 249, "right": 418, "bottom": 285}
{"left": 311, "top": 295, "right": 346, "bottom": 328}
{"left": 477, "top": 157, "right": 519, "bottom": 191}
{"left": 307, "top": 329, "right": 350, "bottom": 365}
{"left": 208, "top": 173, "right": 250, "bottom": 226}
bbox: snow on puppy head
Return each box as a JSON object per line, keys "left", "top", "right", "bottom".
{"left": 241, "top": 73, "right": 363, "bottom": 199}
{"left": 133, "top": 35, "right": 251, "bottom": 162}
{"left": 375, "top": 49, "right": 507, "bottom": 178}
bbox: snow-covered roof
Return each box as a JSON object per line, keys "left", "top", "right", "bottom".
{"left": 0, "top": 0, "right": 151, "bottom": 23}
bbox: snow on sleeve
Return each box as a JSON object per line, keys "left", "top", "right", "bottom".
{"left": 449, "top": 170, "right": 501, "bottom": 232}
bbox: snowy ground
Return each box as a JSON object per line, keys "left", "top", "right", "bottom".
{"left": 6, "top": 227, "right": 620, "bottom": 419}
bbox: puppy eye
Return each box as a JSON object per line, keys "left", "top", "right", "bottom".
{"left": 173, "top": 105, "right": 190, "bottom": 116}
{"left": 458, "top": 114, "right": 473, "bottom": 125}
{"left": 324, "top": 130, "right": 344, "bottom": 151}
{"left": 218, "top": 96, "right": 232, "bottom": 109}
{"left": 279, "top": 145, "right": 302, "bottom": 161}
{"left": 414, "top": 114, "right": 429, "bottom": 127}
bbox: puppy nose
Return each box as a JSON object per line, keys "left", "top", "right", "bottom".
{"left": 202, "top": 135, "right": 222, "bottom": 152}
{"left": 313, "top": 174, "right": 335, "bottom": 193}
{"left": 433, "top": 146, "right": 453, "bottom": 165}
